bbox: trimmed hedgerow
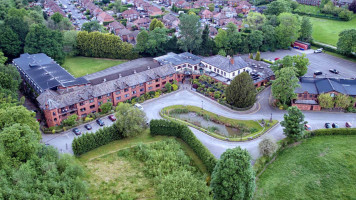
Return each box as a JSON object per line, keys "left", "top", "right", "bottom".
{"left": 150, "top": 119, "right": 217, "bottom": 174}
{"left": 72, "top": 123, "right": 124, "bottom": 156}
{"left": 307, "top": 128, "right": 356, "bottom": 137}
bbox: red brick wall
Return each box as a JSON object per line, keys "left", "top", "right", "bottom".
{"left": 292, "top": 103, "right": 321, "bottom": 111}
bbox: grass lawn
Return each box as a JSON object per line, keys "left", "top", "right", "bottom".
{"left": 310, "top": 17, "right": 356, "bottom": 46}
{"left": 77, "top": 131, "right": 209, "bottom": 199}
{"left": 62, "top": 56, "right": 126, "bottom": 77}
{"left": 255, "top": 136, "right": 356, "bottom": 199}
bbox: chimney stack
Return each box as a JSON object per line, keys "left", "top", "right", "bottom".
{"left": 230, "top": 57, "right": 234, "bottom": 65}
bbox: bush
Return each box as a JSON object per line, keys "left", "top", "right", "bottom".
{"left": 258, "top": 137, "right": 278, "bottom": 157}
{"left": 61, "top": 114, "right": 78, "bottom": 126}
{"left": 72, "top": 123, "right": 123, "bottom": 156}
{"left": 172, "top": 84, "right": 178, "bottom": 91}
{"left": 338, "top": 9, "right": 353, "bottom": 21}
{"left": 99, "top": 102, "right": 112, "bottom": 114}
{"left": 307, "top": 128, "right": 356, "bottom": 137}
{"left": 165, "top": 83, "right": 172, "bottom": 93}
{"left": 150, "top": 120, "right": 217, "bottom": 173}
{"left": 149, "top": 91, "right": 155, "bottom": 97}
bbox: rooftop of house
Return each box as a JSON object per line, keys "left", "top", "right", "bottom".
{"left": 122, "top": 9, "right": 140, "bottom": 15}
{"left": 97, "top": 11, "right": 115, "bottom": 22}
{"left": 202, "top": 55, "right": 248, "bottom": 73}
{"left": 295, "top": 77, "right": 356, "bottom": 96}
{"left": 154, "top": 52, "right": 202, "bottom": 66}
{"left": 13, "top": 53, "right": 89, "bottom": 93}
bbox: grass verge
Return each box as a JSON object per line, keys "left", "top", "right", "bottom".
{"left": 254, "top": 135, "right": 356, "bottom": 199}
{"left": 62, "top": 56, "right": 126, "bottom": 77}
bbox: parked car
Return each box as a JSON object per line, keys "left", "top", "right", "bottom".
{"left": 345, "top": 122, "right": 352, "bottom": 128}
{"left": 84, "top": 124, "right": 92, "bottom": 130}
{"left": 332, "top": 123, "right": 339, "bottom": 128}
{"left": 72, "top": 128, "right": 81, "bottom": 135}
{"left": 134, "top": 103, "right": 144, "bottom": 111}
{"left": 314, "top": 71, "right": 322, "bottom": 75}
{"left": 325, "top": 123, "right": 332, "bottom": 129}
{"left": 96, "top": 119, "right": 105, "bottom": 126}
{"left": 329, "top": 69, "right": 339, "bottom": 74}
{"left": 108, "top": 115, "right": 116, "bottom": 121}
{"left": 304, "top": 124, "right": 312, "bottom": 131}
{"left": 274, "top": 57, "right": 280, "bottom": 61}
{"left": 314, "top": 48, "right": 323, "bottom": 53}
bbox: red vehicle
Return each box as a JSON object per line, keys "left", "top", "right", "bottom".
{"left": 274, "top": 57, "right": 280, "bottom": 61}
{"left": 293, "top": 41, "right": 311, "bottom": 50}
{"left": 108, "top": 115, "right": 116, "bottom": 121}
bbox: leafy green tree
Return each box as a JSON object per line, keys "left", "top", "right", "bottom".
{"left": 81, "top": 20, "right": 104, "bottom": 32}
{"left": 24, "top": 24, "right": 65, "bottom": 64}
{"left": 0, "top": 63, "right": 21, "bottom": 98}
{"left": 136, "top": 30, "right": 149, "bottom": 54}
{"left": 208, "top": 3, "right": 214, "bottom": 12}
{"left": 0, "top": 51, "right": 7, "bottom": 64}
{"left": 115, "top": 103, "right": 147, "bottom": 137}
{"left": 280, "top": 106, "right": 307, "bottom": 141}
{"left": 218, "top": 49, "right": 227, "bottom": 56}
{"left": 5, "top": 14, "right": 29, "bottom": 45}
{"left": 292, "top": 54, "right": 309, "bottom": 77}
{"left": 215, "top": 29, "right": 229, "bottom": 51}
{"left": 226, "top": 72, "right": 256, "bottom": 108}
{"left": 338, "top": 9, "right": 353, "bottom": 21}
{"left": 0, "top": 25, "right": 22, "bottom": 58}
{"left": 63, "top": 30, "right": 78, "bottom": 55}
{"left": 226, "top": 23, "right": 242, "bottom": 54}
{"left": 334, "top": 94, "right": 351, "bottom": 109}
{"left": 200, "top": 25, "right": 214, "bottom": 55}
{"left": 247, "top": 30, "right": 264, "bottom": 52}
{"left": 47, "top": 17, "right": 73, "bottom": 31}
{"left": 113, "top": 0, "right": 122, "bottom": 13}
{"left": 165, "top": 83, "right": 172, "bottom": 92}
{"left": 99, "top": 102, "right": 113, "bottom": 114}
{"left": 149, "top": 18, "right": 158, "bottom": 31}
{"left": 164, "top": 35, "right": 180, "bottom": 53}
{"left": 299, "top": 17, "right": 313, "bottom": 42}
{"left": 61, "top": 114, "right": 78, "bottom": 126}
{"left": 0, "top": 124, "right": 40, "bottom": 162}
{"left": 271, "top": 67, "right": 299, "bottom": 105}
{"left": 275, "top": 13, "right": 301, "bottom": 49}
{"left": 211, "top": 147, "right": 255, "bottom": 200}
{"left": 255, "top": 51, "right": 261, "bottom": 61}
{"left": 265, "top": 0, "right": 292, "bottom": 15}
{"left": 50, "top": 12, "right": 63, "bottom": 23}
{"left": 337, "top": 29, "right": 356, "bottom": 56}
{"left": 178, "top": 14, "right": 202, "bottom": 53}
{"left": 242, "top": 11, "right": 266, "bottom": 30}
{"left": 318, "top": 93, "right": 334, "bottom": 109}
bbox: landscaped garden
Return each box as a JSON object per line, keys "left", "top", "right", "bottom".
{"left": 161, "top": 105, "right": 278, "bottom": 141}
{"left": 254, "top": 135, "right": 356, "bottom": 199}
{"left": 62, "top": 56, "right": 127, "bottom": 77}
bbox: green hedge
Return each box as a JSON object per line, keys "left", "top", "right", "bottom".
{"left": 292, "top": 11, "right": 341, "bottom": 21}
{"left": 150, "top": 119, "right": 217, "bottom": 173}
{"left": 72, "top": 123, "right": 123, "bottom": 156}
{"left": 308, "top": 128, "right": 356, "bottom": 137}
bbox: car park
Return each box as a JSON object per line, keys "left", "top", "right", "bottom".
{"left": 329, "top": 69, "right": 339, "bottom": 74}
{"left": 84, "top": 124, "right": 92, "bottom": 130}
{"left": 325, "top": 123, "right": 332, "bottom": 129}
{"left": 332, "top": 123, "right": 339, "bottom": 128}
{"left": 304, "top": 124, "right": 312, "bottom": 131}
{"left": 345, "top": 122, "right": 352, "bottom": 128}
{"left": 96, "top": 119, "right": 105, "bottom": 126}
{"left": 72, "top": 128, "right": 81, "bottom": 135}
{"left": 314, "top": 48, "right": 323, "bottom": 53}
{"left": 108, "top": 115, "right": 116, "bottom": 121}
{"left": 134, "top": 103, "right": 144, "bottom": 111}
{"left": 314, "top": 71, "right": 322, "bottom": 75}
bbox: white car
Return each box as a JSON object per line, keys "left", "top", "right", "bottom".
{"left": 134, "top": 103, "right": 144, "bottom": 111}
{"left": 314, "top": 48, "right": 323, "bottom": 53}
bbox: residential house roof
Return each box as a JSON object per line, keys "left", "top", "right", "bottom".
{"left": 122, "top": 9, "right": 140, "bottom": 16}
{"left": 148, "top": 6, "right": 163, "bottom": 16}
{"left": 97, "top": 11, "right": 115, "bottom": 22}
{"left": 202, "top": 55, "right": 248, "bottom": 73}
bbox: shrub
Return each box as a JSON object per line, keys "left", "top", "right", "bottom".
{"left": 165, "top": 83, "right": 172, "bottom": 93}
{"left": 308, "top": 128, "right": 356, "bottom": 137}
{"left": 61, "top": 114, "right": 78, "bottom": 126}
{"left": 149, "top": 91, "right": 155, "bottom": 97}
{"left": 150, "top": 120, "right": 217, "bottom": 173}
{"left": 99, "top": 102, "right": 112, "bottom": 114}
{"left": 172, "top": 84, "right": 178, "bottom": 91}
{"left": 258, "top": 137, "right": 278, "bottom": 157}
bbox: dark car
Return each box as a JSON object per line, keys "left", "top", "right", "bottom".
{"left": 329, "top": 69, "right": 339, "bottom": 74}
{"left": 314, "top": 71, "right": 322, "bottom": 75}
{"left": 325, "top": 123, "right": 332, "bottom": 129}
{"left": 84, "top": 124, "right": 92, "bottom": 130}
{"left": 108, "top": 115, "right": 116, "bottom": 121}
{"left": 96, "top": 119, "right": 105, "bottom": 126}
{"left": 346, "top": 122, "right": 352, "bottom": 128}
{"left": 72, "top": 128, "right": 81, "bottom": 135}
{"left": 332, "top": 123, "right": 339, "bottom": 128}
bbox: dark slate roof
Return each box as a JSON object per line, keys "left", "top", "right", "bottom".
{"left": 202, "top": 55, "right": 248, "bottom": 73}
{"left": 154, "top": 52, "right": 201, "bottom": 66}
{"left": 13, "top": 53, "right": 89, "bottom": 92}
{"left": 295, "top": 77, "right": 356, "bottom": 96}
{"left": 37, "top": 63, "right": 176, "bottom": 110}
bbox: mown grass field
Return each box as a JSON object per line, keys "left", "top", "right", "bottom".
{"left": 77, "top": 131, "right": 209, "bottom": 199}
{"left": 255, "top": 136, "right": 356, "bottom": 199}
{"left": 310, "top": 17, "right": 356, "bottom": 46}
{"left": 62, "top": 56, "right": 126, "bottom": 77}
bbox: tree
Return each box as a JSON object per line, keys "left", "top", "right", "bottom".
{"left": 102, "top": 0, "right": 110, "bottom": 4}
{"left": 255, "top": 51, "right": 261, "bottom": 61}
{"left": 299, "top": 17, "right": 312, "bottom": 42}
{"left": 226, "top": 72, "right": 256, "bottom": 108}
{"left": 50, "top": 12, "right": 63, "bottom": 24}
{"left": 47, "top": 17, "right": 73, "bottom": 31}
{"left": 280, "top": 106, "right": 307, "bottom": 141}
{"left": 334, "top": 94, "right": 351, "bottom": 109}
{"left": 199, "top": 25, "right": 214, "bottom": 55}
{"left": 208, "top": 3, "right": 214, "bottom": 12}
{"left": 99, "top": 102, "right": 113, "bottom": 114}
{"left": 318, "top": 93, "right": 334, "bottom": 109}
{"left": 211, "top": 147, "right": 255, "bottom": 200}
{"left": 271, "top": 67, "right": 299, "bottom": 105}
{"left": 165, "top": 83, "right": 172, "bottom": 92}
{"left": 247, "top": 30, "right": 264, "bottom": 52}
{"left": 265, "top": 0, "right": 292, "bottom": 16}
{"left": 242, "top": 11, "right": 266, "bottom": 30}
{"left": 115, "top": 103, "right": 147, "bottom": 137}
{"left": 215, "top": 29, "right": 229, "bottom": 51}
{"left": 349, "top": 0, "right": 356, "bottom": 13}
{"left": 275, "top": 13, "right": 301, "bottom": 49}
{"left": 63, "top": 30, "right": 78, "bottom": 55}
{"left": 149, "top": 18, "right": 158, "bottom": 31}
{"left": 0, "top": 51, "right": 7, "bottom": 64}
{"left": 292, "top": 54, "right": 309, "bottom": 77}
{"left": 259, "top": 137, "right": 277, "bottom": 157}
{"left": 178, "top": 14, "right": 202, "bottom": 53}
{"left": 81, "top": 20, "right": 104, "bottom": 32}
{"left": 0, "top": 124, "right": 40, "bottom": 162}
{"left": 226, "top": 23, "right": 242, "bottom": 54}
{"left": 113, "top": 0, "right": 122, "bottom": 13}
{"left": 218, "top": 49, "right": 227, "bottom": 56}
{"left": 338, "top": 9, "right": 353, "bottom": 21}
{"left": 24, "top": 24, "right": 65, "bottom": 64}
{"left": 136, "top": 30, "right": 149, "bottom": 54}
{"left": 145, "top": 28, "right": 169, "bottom": 56}
{"left": 0, "top": 63, "right": 21, "bottom": 98}
{"left": 61, "top": 114, "right": 78, "bottom": 126}
{"left": 0, "top": 25, "right": 22, "bottom": 58}
{"left": 337, "top": 29, "right": 356, "bottom": 56}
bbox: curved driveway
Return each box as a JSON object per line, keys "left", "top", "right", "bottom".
{"left": 142, "top": 87, "right": 356, "bottom": 162}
